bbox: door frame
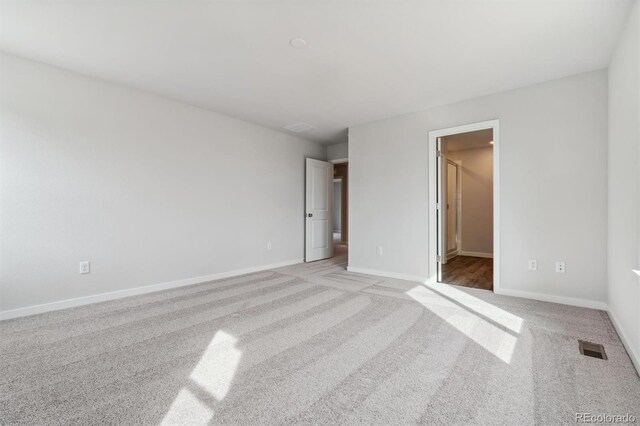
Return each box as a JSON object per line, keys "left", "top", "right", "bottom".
{"left": 332, "top": 177, "right": 343, "bottom": 236}
{"left": 305, "top": 158, "right": 334, "bottom": 262}
{"left": 427, "top": 119, "right": 500, "bottom": 291}
{"left": 446, "top": 159, "right": 462, "bottom": 260}
{"left": 330, "top": 159, "right": 349, "bottom": 246}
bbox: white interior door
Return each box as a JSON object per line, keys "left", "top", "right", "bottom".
{"left": 305, "top": 158, "right": 333, "bottom": 262}
{"left": 436, "top": 137, "right": 448, "bottom": 281}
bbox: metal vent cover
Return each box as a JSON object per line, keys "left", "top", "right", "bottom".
{"left": 284, "top": 122, "right": 315, "bottom": 133}
{"left": 579, "top": 340, "right": 607, "bottom": 360}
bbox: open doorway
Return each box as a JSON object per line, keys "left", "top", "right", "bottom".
{"left": 332, "top": 162, "right": 348, "bottom": 259}
{"left": 428, "top": 120, "right": 499, "bottom": 292}
{"left": 304, "top": 159, "right": 348, "bottom": 264}
{"left": 333, "top": 178, "right": 343, "bottom": 244}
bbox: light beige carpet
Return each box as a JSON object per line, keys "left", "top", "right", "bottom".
{"left": 1, "top": 246, "right": 639, "bottom": 425}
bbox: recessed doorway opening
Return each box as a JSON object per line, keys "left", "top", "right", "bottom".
{"left": 428, "top": 120, "right": 499, "bottom": 292}
{"left": 304, "top": 158, "right": 348, "bottom": 265}
{"left": 332, "top": 161, "right": 348, "bottom": 263}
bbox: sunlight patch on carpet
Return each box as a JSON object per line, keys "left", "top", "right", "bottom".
{"left": 407, "top": 285, "right": 521, "bottom": 363}
{"left": 424, "top": 282, "right": 523, "bottom": 333}
{"left": 161, "top": 330, "right": 242, "bottom": 425}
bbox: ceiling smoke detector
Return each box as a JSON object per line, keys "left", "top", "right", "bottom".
{"left": 289, "top": 38, "right": 307, "bottom": 48}
{"left": 284, "top": 122, "right": 315, "bottom": 133}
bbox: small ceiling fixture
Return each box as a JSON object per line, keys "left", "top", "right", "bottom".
{"left": 284, "top": 122, "right": 315, "bottom": 133}
{"left": 289, "top": 38, "right": 307, "bottom": 48}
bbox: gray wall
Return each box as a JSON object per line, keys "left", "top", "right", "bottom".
{"left": 0, "top": 52, "right": 325, "bottom": 313}
{"left": 327, "top": 142, "right": 348, "bottom": 161}
{"left": 607, "top": 1, "right": 639, "bottom": 371}
{"left": 349, "top": 70, "right": 608, "bottom": 305}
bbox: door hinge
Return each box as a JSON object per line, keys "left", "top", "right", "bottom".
{"left": 436, "top": 150, "right": 442, "bottom": 158}
{"left": 436, "top": 255, "right": 442, "bottom": 262}
{"left": 436, "top": 202, "right": 441, "bottom": 210}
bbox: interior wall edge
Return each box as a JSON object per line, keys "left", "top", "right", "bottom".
{"left": 607, "top": 306, "right": 640, "bottom": 375}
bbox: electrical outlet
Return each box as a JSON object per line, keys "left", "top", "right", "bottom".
{"left": 79, "top": 261, "right": 90, "bottom": 274}
{"left": 376, "top": 246, "right": 383, "bottom": 255}
{"left": 555, "top": 261, "right": 566, "bottom": 273}
{"left": 528, "top": 259, "right": 537, "bottom": 271}
{"left": 267, "top": 242, "right": 272, "bottom": 250}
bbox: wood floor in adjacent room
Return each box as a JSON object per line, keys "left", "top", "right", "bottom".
{"left": 440, "top": 255, "right": 493, "bottom": 291}
{"left": 1, "top": 247, "right": 639, "bottom": 425}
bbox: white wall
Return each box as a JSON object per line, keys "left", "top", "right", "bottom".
{"left": 349, "top": 70, "right": 608, "bottom": 305}
{"left": 448, "top": 147, "right": 493, "bottom": 255}
{"left": 0, "top": 53, "right": 324, "bottom": 314}
{"left": 607, "top": 1, "right": 639, "bottom": 371}
{"left": 327, "top": 142, "right": 348, "bottom": 161}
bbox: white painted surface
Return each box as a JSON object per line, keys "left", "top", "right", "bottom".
{"left": 350, "top": 71, "right": 608, "bottom": 304}
{"left": 446, "top": 161, "right": 459, "bottom": 254}
{"left": 327, "top": 142, "right": 348, "bottom": 161}
{"left": 460, "top": 251, "right": 493, "bottom": 259}
{"left": 346, "top": 266, "right": 426, "bottom": 284}
{"left": 0, "top": 52, "right": 324, "bottom": 313}
{"left": 436, "top": 137, "right": 448, "bottom": 266}
{"left": 0, "top": 1, "right": 631, "bottom": 143}
{"left": 305, "top": 159, "right": 333, "bottom": 261}
{"left": 607, "top": 1, "right": 640, "bottom": 372}
{"left": 0, "top": 259, "right": 302, "bottom": 320}
{"left": 496, "top": 288, "right": 607, "bottom": 311}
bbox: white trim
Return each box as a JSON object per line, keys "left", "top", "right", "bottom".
{"left": 329, "top": 158, "right": 348, "bottom": 164}
{"left": 0, "top": 259, "right": 303, "bottom": 321}
{"left": 444, "top": 159, "right": 462, "bottom": 256}
{"left": 446, "top": 250, "right": 459, "bottom": 260}
{"left": 494, "top": 287, "right": 606, "bottom": 310}
{"left": 459, "top": 251, "right": 493, "bottom": 258}
{"left": 606, "top": 306, "right": 640, "bottom": 375}
{"left": 346, "top": 266, "right": 427, "bottom": 283}
{"left": 428, "top": 119, "right": 500, "bottom": 291}
{"left": 454, "top": 159, "right": 462, "bottom": 253}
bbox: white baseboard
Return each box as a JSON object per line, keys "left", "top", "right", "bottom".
{"left": 494, "top": 287, "right": 607, "bottom": 310}
{"left": 346, "top": 266, "right": 427, "bottom": 283}
{"left": 346, "top": 266, "right": 637, "bottom": 374}
{"left": 606, "top": 306, "right": 640, "bottom": 375}
{"left": 459, "top": 251, "right": 493, "bottom": 258}
{"left": 0, "top": 259, "right": 303, "bottom": 321}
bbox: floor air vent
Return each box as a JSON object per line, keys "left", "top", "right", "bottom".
{"left": 579, "top": 340, "right": 607, "bottom": 360}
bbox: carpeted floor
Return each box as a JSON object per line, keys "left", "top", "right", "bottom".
{"left": 1, "top": 246, "right": 639, "bottom": 425}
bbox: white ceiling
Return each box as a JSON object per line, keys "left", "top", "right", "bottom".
{"left": 0, "top": 0, "right": 632, "bottom": 144}
{"left": 444, "top": 129, "right": 494, "bottom": 152}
